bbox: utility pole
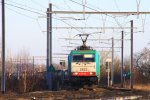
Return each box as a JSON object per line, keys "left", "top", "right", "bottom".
{"left": 121, "top": 31, "right": 124, "bottom": 88}
{"left": 47, "top": 7, "right": 50, "bottom": 71}
{"left": 49, "top": 3, "right": 52, "bottom": 66}
{"left": 47, "top": 3, "right": 52, "bottom": 69}
{"left": 130, "top": 20, "right": 133, "bottom": 89}
{"left": 46, "top": 3, "right": 53, "bottom": 90}
{"left": 111, "top": 37, "right": 114, "bottom": 87}
{"left": 1, "top": 0, "right": 5, "bottom": 94}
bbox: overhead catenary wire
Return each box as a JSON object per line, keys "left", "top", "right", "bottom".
{"left": 114, "top": 0, "right": 120, "bottom": 12}
{"left": 6, "top": 0, "right": 45, "bottom": 13}
{"left": 67, "top": 0, "right": 136, "bottom": 44}
{"left": 50, "top": 0, "right": 148, "bottom": 57}
{"left": 52, "top": 0, "right": 147, "bottom": 37}
{"left": 4, "top": 0, "right": 150, "bottom": 35}
{"left": 50, "top": 1, "right": 91, "bottom": 34}
{"left": 4, "top": 1, "right": 149, "bottom": 56}
{"left": 5, "top": 3, "right": 46, "bottom": 35}
{"left": 6, "top": 6, "right": 36, "bottom": 20}
{"left": 30, "top": 0, "right": 47, "bottom": 8}
{"left": 52, "top": 16, "right": 85, "bottom": 34}
{"left": 60, "top": 0, "right": 91, "bottom": 29}
{"left": 49, "top": 0, "right": 134, "bottom": 43}
{"left": 36, "top": 18, "right": 46, "bottom": 35}
{"left": 3, "top": 2, "right": 45, "bottom": 15}
{"left": 68, "top": 0, "right": 137, "bottom": 17}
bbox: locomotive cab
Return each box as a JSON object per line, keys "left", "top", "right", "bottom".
{"left": 67, "top": 34, "right": 100, "bottom": 85}
{"left": 68, "top": 50, "right": 100, "bottom": 85}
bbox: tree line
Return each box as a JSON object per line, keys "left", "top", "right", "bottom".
{"left": 0, "top": 47, "right": 149, "bottom": 93}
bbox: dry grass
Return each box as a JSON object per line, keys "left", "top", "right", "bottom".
{"left": 134, "top": 84, "right": 150, "bottom": 91}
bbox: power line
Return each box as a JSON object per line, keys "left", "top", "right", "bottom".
{"left": 73, "top": 0, "right": 117, "bottom": 24}
{"left": 69, "top": 0, "right": 124, "bottom": 34}
{"left": 68, "top": 0, "right": 132, "bottom": 17}
{"left": 72, "top": 0, "right": 131, "bottom": 41}
{"left": 52, "top": 16, "right": 84, "bottom": 33}
{"left": 114, "top": 0, "right": 120, "bottom": 12}
{"left": 30, "top": 0, "right": 47, "bottom": 8}
{"left": 5, "top": 2, "right": 46, "bottom": 36}
{"left": 78, "top": 0, "right": 104, "bottom": 12}
{"left": 6, "top": 0, "right": 44, "bottom": 13}
{"left": 54, "top": 0, "right": 90, "bottom": 31}
{"left": 36, "top": 18, "right": 46, "bottom": 35}
{"left": 49, "top": 0, "right": 136, "bottom": 40}
{"left": 6, "top": 7, "right": 36, "bottom": 20}
{"left": 50, "top": 1, "right": 86, "bottom": 34}
{"left": 65, "top": 0, "right": 149, "bottom": 39}
{"left": 3, "top": 2, "right": 45, "bottom": 15}
{"left": 63, "top": 0, "right": 73, "bottom": 11}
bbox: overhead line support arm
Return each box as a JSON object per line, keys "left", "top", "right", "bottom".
{"left": 48, "top": 11, "right": 150, "bottom": 15}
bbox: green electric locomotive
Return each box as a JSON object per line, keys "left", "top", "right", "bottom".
{"left": 68, "top": 34, "right": 100, "bottom": 85}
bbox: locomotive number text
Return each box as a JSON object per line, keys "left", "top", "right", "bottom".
{"left": 80, "top": 68, "right": 87, "bottom": 71}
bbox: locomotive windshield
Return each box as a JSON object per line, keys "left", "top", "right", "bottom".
{"left": 73, "top": 55, "right": 83, "bottom": 62}
{"left": 84, "top": 54, "right": 95, "bottom": 62}
{"left": 73, "top": 54, "right": 95, "bottom": 62}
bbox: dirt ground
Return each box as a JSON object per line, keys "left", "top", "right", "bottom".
{"left": 0, "top": 85, "right": 150, "bottom": 100}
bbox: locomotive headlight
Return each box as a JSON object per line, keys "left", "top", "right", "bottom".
{"left": 75, "top": 72, "right": 78, "bottom": 75}
{"left": 90, "top": 72, "right": 93, "bottom": 75}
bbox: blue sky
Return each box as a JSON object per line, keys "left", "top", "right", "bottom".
{"left": 0, "top": 0, "right": 150, "bottom": 63}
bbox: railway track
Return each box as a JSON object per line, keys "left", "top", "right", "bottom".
{"left": 1, "top": 86, "right": 149, "bottom": 100}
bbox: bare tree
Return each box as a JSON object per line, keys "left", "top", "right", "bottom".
{"left": 134, "top": 48, "right": 150, "bottom": 72}
{"left": 134, "top": 47, "right": 150, "bottom": 83}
